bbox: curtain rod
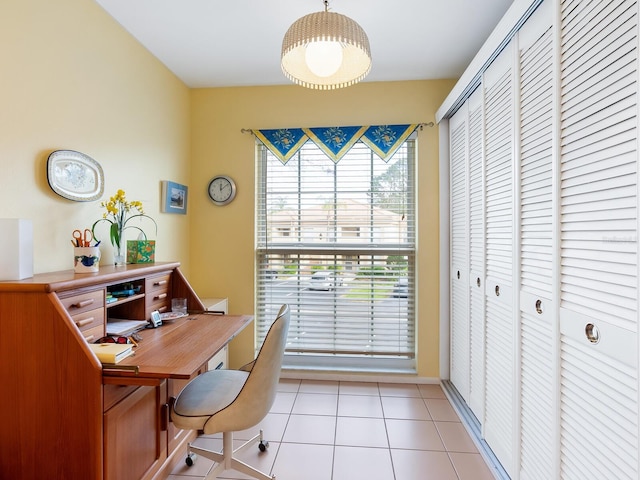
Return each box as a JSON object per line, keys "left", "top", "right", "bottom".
{"left": 240, "top": 122, "right": 434, "bottom": 134}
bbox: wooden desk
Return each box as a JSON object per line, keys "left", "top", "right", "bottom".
{"left": 0, "top": 263, "right": 250, "bottom": 480}
{"left": 103, "top": 313, "right": 252, "bottom": 380}
{"left": 100, "top": 313, "right": 252, "bottom": 480}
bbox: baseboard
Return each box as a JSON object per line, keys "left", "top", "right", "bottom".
{"left": 280, "top": 369, "right": 440, "bottom": 384}
{"left": 440, "top": 380, "right": 511, "bottom": 480}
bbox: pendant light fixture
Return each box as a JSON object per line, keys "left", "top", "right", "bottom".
{"left": 281, "top": 0, "right": 372, "bottom": 90}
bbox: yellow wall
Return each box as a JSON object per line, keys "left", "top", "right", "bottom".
{"left": 2, "top": 0, "right": 455, "bottom": 379}
{"left": 0, "top": 0, "right": 191, "bottom": 274}
{"left": 188, "top": 80, "right": 455, "bottom": 377}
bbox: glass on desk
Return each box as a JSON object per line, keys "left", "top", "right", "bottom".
{"left": 171, "top": 297, "right": 187, "bottom": 314}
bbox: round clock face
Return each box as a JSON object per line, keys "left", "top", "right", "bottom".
{"left": 208, "top": 175, "right": 236, "bottom": 206}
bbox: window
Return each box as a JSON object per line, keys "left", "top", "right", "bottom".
{"left": 256, "top": 138, "right": 416, "bottom": 372}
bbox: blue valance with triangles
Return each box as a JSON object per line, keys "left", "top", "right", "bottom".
{"left": 253, "top": 124, "right": 419, "bottom": 164}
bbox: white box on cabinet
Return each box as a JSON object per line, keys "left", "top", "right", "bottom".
{"left": 0, "top": 219, "right": 33, "bottom": 280}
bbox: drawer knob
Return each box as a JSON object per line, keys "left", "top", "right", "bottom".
{"left": 76, "top": 317, "right": 94, "bottom": 327}
{"left": 154, "top": 293, "right": 167, "bottom": 301}
{"left": 154, "top": 280, "right": 167, "bottom": 286}
{"left": 71, "top": 298, "right": 95, "bottom": 309}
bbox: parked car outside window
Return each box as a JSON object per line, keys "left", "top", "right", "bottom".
{"left": 392, "top": 277, "right": 408, "bottom": 298}
{"left": 308, "top": 271, "right": 341, "bottom": 291}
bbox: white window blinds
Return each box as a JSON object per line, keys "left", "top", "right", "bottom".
{"left": 256, "top": 139, "right": 416, "bottom": 371}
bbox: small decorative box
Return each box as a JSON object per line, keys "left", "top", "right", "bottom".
{"left": 126, "top": 240, "right": 155, "bottom": 264}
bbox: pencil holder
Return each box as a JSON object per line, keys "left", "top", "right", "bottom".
{"left": 74, "top": 246, "right": 101, "bottom": 273}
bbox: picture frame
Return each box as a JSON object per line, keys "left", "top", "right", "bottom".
{"left": 161, "top": 180, "right": 188, "bottom": 214}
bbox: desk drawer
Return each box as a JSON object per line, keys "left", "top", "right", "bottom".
{"left": 82, "top": 325, "right": 104, "bottom": 344}
{"left": 72, "top": 307, "right": 104, "bottom": 332}
{"left": 103, "top": 384, "right": 139, "bottom": 411}
{"left": 146, "top": 273, "right": 171, "bottom": 318}
{"left": 146, "top": 273, "right": 171, "bottom": 298}
{"left": 60, "top": 289, "right": 105, "bottom": 315}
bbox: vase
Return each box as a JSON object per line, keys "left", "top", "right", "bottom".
{"left": 113, "top": 243, "right": 126, "bottom": 266}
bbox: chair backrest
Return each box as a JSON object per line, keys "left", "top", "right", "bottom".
{"left": 203, "top": 304, "right": 290, "bottom": 434}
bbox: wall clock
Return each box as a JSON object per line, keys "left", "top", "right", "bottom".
{"left": 207, "top": 175, "right": 237, "bottom": 206}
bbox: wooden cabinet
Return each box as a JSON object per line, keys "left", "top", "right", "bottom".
{"left": 104, "top": 381, "right": 168, "bottom": 480}
{"left": 0, "top": 262, "right": 212, "bottom": 480}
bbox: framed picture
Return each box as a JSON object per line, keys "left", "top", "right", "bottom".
{"left": 161, "top": 181, "right": 188, "bottom": 214}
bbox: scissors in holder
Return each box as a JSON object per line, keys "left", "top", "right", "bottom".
{"left": 73, "top": 229, "right": 93, "bottom": 247}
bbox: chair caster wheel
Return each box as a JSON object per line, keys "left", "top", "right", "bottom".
{"left": 185, "top": 452, "right": 197, "bottom": 466}
{"left": 258, "top": 440, "right": 269, "bottom": 452}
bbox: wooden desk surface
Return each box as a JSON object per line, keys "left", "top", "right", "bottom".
{"left": 102, "top": 313, "right": 253, "bottom": 381}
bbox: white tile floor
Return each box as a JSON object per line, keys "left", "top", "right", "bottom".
{"left": 167, "top": 379, "right": 495, "bottom": 480}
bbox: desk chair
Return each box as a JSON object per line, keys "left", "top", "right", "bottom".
{"left": 171, "top": 304, "right": 290, "bottom": 480}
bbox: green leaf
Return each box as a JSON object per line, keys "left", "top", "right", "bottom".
{"left": 110, "top": 222, "right": 121, "bottom": 248}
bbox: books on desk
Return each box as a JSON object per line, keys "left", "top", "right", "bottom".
{"left": 89, "top": 343, "right": 134, "bottom": 364}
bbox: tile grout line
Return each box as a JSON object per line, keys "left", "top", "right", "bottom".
{"left": 330, "top": 383, "right": 339, "bottom": 480}
{"left": 269, "top": 386, "right": 297, "bottom": 479}
{"left": 378, "top": 383, "right": 399, "bottom": 480}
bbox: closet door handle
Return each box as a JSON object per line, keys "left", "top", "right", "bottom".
{"left": 535, "top": 300, "right": 543, "bottom": 314}
{"left": 585, "top": 323, "right": 600, "bottom": 344}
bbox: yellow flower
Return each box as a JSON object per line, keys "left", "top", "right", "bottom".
{"left": 92, "top": 189, "right": 157, "bottom": 249}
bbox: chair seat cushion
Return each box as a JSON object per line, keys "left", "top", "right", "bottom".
{"left": 172, "top": 369, "right": 249, "bottom": 431}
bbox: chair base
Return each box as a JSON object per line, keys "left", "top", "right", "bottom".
{"left": 187, "top": 429, "right": 275, "bottom": 480}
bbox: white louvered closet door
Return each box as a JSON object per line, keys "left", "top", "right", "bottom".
{"left": 517, "top": 2, "right": 556, "bottom": 479}
{"left": 559, "top": 0, "right": 639, "bottom": 479}
{"left": 467, "top": 87, "right": 486, "bottom": 421}
{"left": 483, "top": 40, "right": 516, "bottom": 477}
{"left": 450, "top": 105, "right": 470, "bottom": 402}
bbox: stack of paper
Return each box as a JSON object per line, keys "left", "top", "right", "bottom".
{"left": 106, "top": 318, "right": 148, "bottom": 336}
{"left": 89, "top": 343, "right": 134, "bottom": 364}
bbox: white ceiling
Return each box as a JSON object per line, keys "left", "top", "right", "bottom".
{"left": 94, "top": 0, "right": 514, "bottom": 89}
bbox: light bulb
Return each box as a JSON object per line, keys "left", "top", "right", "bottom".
{"left": 305, "top": 41, "right": 343, "bottom": 77}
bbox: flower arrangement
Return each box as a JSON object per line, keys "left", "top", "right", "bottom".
{"left": 92, "top": 189, "right": 157, "bottom": 264}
